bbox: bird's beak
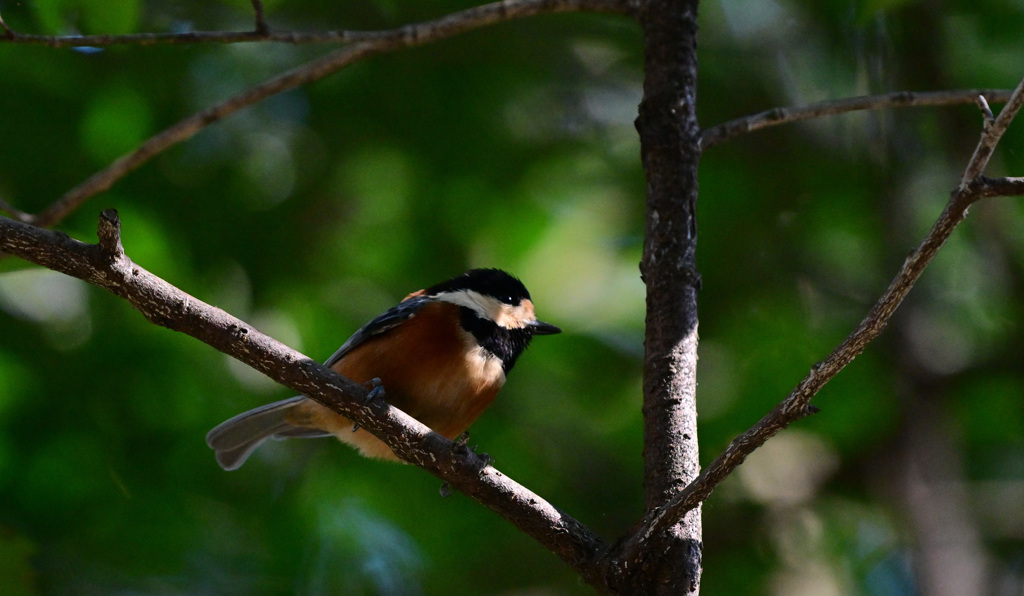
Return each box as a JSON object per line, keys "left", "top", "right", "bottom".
{"left": 529, "top": 320, "right": 561, "bottom": 335}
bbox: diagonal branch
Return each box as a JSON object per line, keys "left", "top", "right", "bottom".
{"left": 0, "top": 209, "right": 611, "bottom": 589}
{"left": 701, "top": 88, "right": 1015, "bottom": 149}
{"left": 615, "top": 75, "right": 1024, "bottom": 566}
{"left": 14, "top": 0, "right": 630, "bottom": 229}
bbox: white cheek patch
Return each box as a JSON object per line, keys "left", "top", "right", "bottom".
{"left": 438, "top": 290, "right": 538, "bottom": 330}
{"left": 437, "top": 289, "right": 494, "bottom": 318}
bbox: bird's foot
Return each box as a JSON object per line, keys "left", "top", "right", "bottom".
{"left": 363, "top": 377, "right": 385, "bottom": 403}
{"left": 352, "top": 378, "right": 386, "bottom": 432}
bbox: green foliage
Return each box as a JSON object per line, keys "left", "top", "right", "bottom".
{"left": 80, "top": 86, "right": 153, "bottom": 165}
{"left": 31, "top": 0, "right": 141, "bottom": 34}
{"left": 1, "top": 0, "right": 1023, "bottom": 594}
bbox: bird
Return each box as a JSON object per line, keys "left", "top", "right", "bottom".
{"left": 206, "top": 268, "right": 561, "bottom": 470}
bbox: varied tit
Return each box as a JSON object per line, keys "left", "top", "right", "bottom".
{"left": 206, "top": 268, "right": 561, "bottom": 470}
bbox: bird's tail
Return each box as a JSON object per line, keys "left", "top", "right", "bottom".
{"left": 206, "top": 396, "right": 329, "bottom": 471}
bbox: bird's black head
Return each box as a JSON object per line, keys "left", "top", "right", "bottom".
{"left": 429, "top": 269, "right": 561, "bottom": 371}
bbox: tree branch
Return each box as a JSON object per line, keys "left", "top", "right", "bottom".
{"left": 0, "top": 0, "right": 629, "bottom": 48}
{"left": 967, "top": 175, "right": 1024, "bottom": 198}
{"left": 617, "top": 76, "right": 1024, "bottom": 566}
{"left": 0, "top": 210, "right": 611, "bottom": 590}
{"left": 13, "top": 0, "right": 630, "bottom": 229}
{"left": 701, "top": 88, "right": 1016, "bottom": 149}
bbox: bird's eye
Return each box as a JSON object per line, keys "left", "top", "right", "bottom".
{"left": 499, "top": 295, "right": 514, "bottom": 305}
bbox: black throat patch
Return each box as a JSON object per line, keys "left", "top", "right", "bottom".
{"left": 459, "top": 307, "right": 534, "bottom": 373}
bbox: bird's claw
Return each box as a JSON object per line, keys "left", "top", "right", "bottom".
{"left": 352, "top": 378, "right": 386, "bottom": 432}
{"left": 452, "top": 431, "right": 471, "bottom": 454}
{"left": 438, "top": 434, "right": 494, "bottom": 495}
{"left": 450, "top": 431, "right": 494, "bottom": 469}
{"left": 363, "top": 377, "right": 385, "bottom": 403}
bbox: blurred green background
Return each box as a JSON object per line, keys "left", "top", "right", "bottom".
{"left": 1, "top": 0, "right": 1023, "bottom": 594}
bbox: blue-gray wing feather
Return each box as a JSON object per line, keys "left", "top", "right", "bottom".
{"left": 323, "top": 295, "right": 435, "bottom": 368}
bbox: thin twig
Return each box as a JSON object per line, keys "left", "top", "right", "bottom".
{"left": 701, "top": 89, "right": 1015, "bottom": 149}
{"left": 251, "top": 0, "right": 270, "bottom": 35}
{"left": 614, "top": 73, "right": 1024, "bottom": 567}
{"left": 0, "top": 29, "right": 358, "bottom": 47}
{"left": 23, "top": 0, "right": 630, "bottom": 228}
{"left": 0, "top": 0, "right": 629, "bottom": 48}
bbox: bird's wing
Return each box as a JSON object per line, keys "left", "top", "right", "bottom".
{"left": 323, "top": 294, "right": 436, "bottom": 368}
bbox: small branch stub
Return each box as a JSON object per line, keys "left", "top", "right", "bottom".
{"left": 97, "top": 208, "right": 125, "bottom": 259}
{"left": 975, "top": 95, "right": 995, "bottom": 127}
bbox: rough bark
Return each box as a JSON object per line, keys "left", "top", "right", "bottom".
{"left": 631, "top": 0, "right": 704, "bottom": 591}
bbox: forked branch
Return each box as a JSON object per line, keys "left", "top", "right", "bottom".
{"left": 615, "top": 73, "right": 1024, "bottom": 565}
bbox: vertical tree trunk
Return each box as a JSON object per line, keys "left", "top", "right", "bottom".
{"left": 634, "top": 0, "right": 703, "bottom": 592}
